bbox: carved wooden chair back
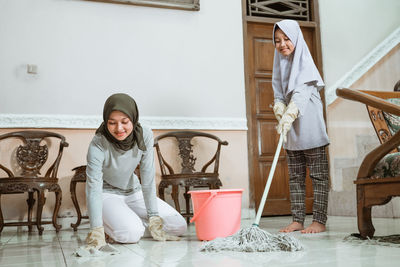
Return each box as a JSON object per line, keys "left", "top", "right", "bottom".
{"left": 153, "top": 131, "right": 228, "bottom": 223}
{"left": 0, "top": 131, "right": 68, "bottom": 178}
{"left": 154, "top": 131, "right": 228, "bottom": 176}
{"left": 0, "top": 130, "right": 68, "bottom": 235}
{"left": 336, "top": 88, "right": 400, "bottom": 238}
{"left": 361, "top": 90, "right": 400, "bottom": 153}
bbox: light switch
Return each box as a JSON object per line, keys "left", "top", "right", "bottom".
{"left": 27, "top": 64, "right": 38, "bottom": 74}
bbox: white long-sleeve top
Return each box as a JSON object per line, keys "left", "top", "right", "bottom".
{"left": 85, "top": 125, "right": 159, "bottom": 228}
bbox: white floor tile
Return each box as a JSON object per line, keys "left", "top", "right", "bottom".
{"left": 1, "top": 216, "right": 400, "bottom": 267}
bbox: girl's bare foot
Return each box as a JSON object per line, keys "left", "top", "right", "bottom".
{"left": 301, "top": 221, "right": 326, "bottom": 234}
{"left": 279, "top": 221, "right": 304, "bottom": 233}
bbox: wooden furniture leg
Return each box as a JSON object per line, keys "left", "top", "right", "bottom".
{"left": 70, "top": 179, "right": 82, "bottom": 231}
{"left": 0, "top": 194, "right": 3, "bottom": 234}
{"left": 357, "top": 186, "right": 375, "bottom": 238}
{"left": 158, "top": 181, "right": 167, "bottom": 201}
{"left": 172, "top": 185, "right": 180, "bottom": 212}
{"left": 52, "top": 188, "right": 62, "bottom": 232}
{"left": 36, "top": 191, "right": 45, "bottom": 235}
{"left": 184, "top": 186, "right": 190, "bottom": 224}
{"left": 27, "top": 192, "right": 35, "bottom": 232}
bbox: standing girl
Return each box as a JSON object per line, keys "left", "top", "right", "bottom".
{"left": 84, "top": 93, "right": 187, "bottom": 250}
{"left": 272, "top": 20, "right": 330, "bottom": 234}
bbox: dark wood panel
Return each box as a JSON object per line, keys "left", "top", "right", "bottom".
{"left": 259, "top": 161, "right": 289, "bottom": 198}
{"left": 258, "top": 161, "right": 291, "bottom": 215}
{"left": 254, "top": 38, "right": 275, "bottom": 75}
{"left": 255, "top": 78, "right": 274, "bottom": 114}
{"left": 258, "top": 119, "right": 278, "bottom": 156}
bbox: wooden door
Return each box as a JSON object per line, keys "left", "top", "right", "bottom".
{"left": 246, "top": 22, "right": 316, "bottom": 216}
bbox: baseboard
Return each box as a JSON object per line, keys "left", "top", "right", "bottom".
{"left": 1, "top": 217, "right": 90, "bottom": 233}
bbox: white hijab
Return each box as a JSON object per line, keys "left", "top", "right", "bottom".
{"left": 272, "top": 20, "right": 324, "bottom": 98}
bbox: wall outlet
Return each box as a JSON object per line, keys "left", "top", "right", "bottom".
{"left": 27, "top": 64, "right": 38, "bottom": 74}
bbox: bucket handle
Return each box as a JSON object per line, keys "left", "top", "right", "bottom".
{"left": 190, "top": 191, "right": 218, "bottom": 223}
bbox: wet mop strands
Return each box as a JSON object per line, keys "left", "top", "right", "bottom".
{"left": 200, "top": 226, "right": 303, "bottom": 252}
{"left": 201, "top": 135, "right": 303, "bottom": 252}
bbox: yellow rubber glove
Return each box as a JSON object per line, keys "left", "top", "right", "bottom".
{"left": 277, "top": 101, "right": 299, "bottom": 143}
{"left": 273, "top": 102, "right": 286, "bottom": 122}
{"left": 149, "top": 216, "right": 180, "bottom": 241}
{"left": 85, "top": 226, "right": 107, "bottom": 249}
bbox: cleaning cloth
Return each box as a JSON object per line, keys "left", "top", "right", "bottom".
{"left": 74, "top": 244, "right": 120, "bottom": 257}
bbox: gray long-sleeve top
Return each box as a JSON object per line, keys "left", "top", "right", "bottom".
{"left": 274, "top": 82, "right": 329, "bottom": 151}
{"left": 85, "top": 125, "right": 159, "bottom": 228}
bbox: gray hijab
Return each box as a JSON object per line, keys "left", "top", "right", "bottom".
{"left": 272, "top": 20, "right": 324, "bottom": 98}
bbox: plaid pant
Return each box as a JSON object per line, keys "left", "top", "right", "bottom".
{"left": 286, "top": 146, "right": 329, "bottom": 225}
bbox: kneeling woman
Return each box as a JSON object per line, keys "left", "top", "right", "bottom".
{"left": 85, "top": 93, "right": 187, "bottom": 249}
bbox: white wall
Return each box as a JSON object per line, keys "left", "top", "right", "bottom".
{"left": 319, "top": 0, "right": 400, "bottom": 91}
{"left": 0, "top": 0, "right": 246, "bottom": 118}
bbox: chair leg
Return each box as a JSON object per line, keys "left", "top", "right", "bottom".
{"left": 70, "top": 181, "right": 82, "bottom": 231}
{"left": 357, "top": 186, "right": 375, "bottom": 238}
{"left": 0, "top": 194, "right": 4, "bottom": 234}
{"left": 184, "top": 186, "right": 190, "bottom": 224}
{"left": 158, "top": 181, "right": 167, "bottom": 200}
{"left": 358, "top": 206, "right": 374, "bottom": 239}
{"left": 27, "top": 192, "right": 35, "bottom": 232}
{"left": 52, "top": 187, "right": 62, "bottom": 232}
{"left": 36, "top": 191, "right": 45, "bottom": 235}
{"left": 215, "top": 178, "right": 222, "bottom": 189}
{"left": 172, "top": 185, "right": 181, "bottom": 213}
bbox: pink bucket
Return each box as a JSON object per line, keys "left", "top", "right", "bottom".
{"left": 189, "top": 189, "right": 243, "bottom": 241}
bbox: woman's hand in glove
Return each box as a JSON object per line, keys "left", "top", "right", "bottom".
{"left": 85, "top": 226, "right": 107, "bottom": 249}
{"left": 149, "top": 216, "right": 180, "bottom": 241}
{"left": 273, "top": 102, "right": 286, "bottom": 122}
{"left": 277, "top": 101, "right": 299, "bottom": 143}
{"left": 74, "top": 226, "right": 120, "bottom": 257}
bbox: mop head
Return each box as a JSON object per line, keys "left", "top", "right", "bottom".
{"left": 200, "top": 226, "right": 303, "bottom": 252}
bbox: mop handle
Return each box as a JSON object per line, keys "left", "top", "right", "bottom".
{"left": 253, "top": 134, "right": 284, "bottom": 226}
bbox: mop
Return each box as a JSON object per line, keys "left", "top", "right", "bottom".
{"left": 201, "top": 135, "right": 303, "bottom": 252}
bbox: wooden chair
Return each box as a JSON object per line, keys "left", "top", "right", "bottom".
{"left": 336, "top": 88, "right": 400, "bottom": 238}
{"left": 70, "top": 165, "right": 141, "bottom": 230}
{"left": 154, "top": 131, "right": 228, "bottom": 223}
{"left": 0, "top": 131, "right": 68, "bottom": 235}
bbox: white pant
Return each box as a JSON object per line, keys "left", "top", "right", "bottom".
{"left": 102, "top": 191, "right": 187, "bottom": 243}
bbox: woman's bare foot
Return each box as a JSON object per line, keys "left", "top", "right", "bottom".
{"left": 301, "top": 221, "right": 326, "bottom": 234}
{"left": 279, "top": 222, "right": 304, "bottom": 233}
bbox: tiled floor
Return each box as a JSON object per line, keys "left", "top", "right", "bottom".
{"left": 1, "top": 215, "right": 400, "bottom": 267}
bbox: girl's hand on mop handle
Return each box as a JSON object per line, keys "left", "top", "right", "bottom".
{"left": 277, "top": 101, "right": 299, "bottom": 143}
{"left": 273, "top": 101, "right": 286, "bottom": 122}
